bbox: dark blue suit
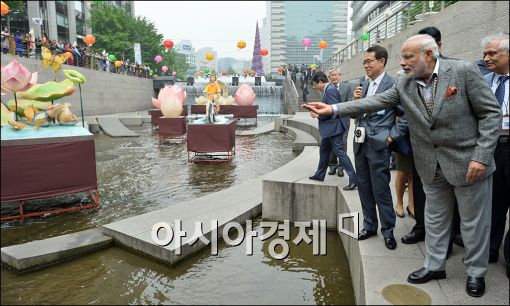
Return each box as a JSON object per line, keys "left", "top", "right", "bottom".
{"left": 312, "top": 83, "right": 357, "bottom": 183}
{"left": 354, "top": 73, "right": 407, "bottom": 239}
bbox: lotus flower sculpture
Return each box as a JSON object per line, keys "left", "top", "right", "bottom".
{"left": 1, "top": 60, "right": 38, "bottom": 121}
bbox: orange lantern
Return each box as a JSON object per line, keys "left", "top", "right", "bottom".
{"left": 259, "top": 49, "right": 269, "bottom": 56}
{"left": 1, "top": 1, "right": 9, "bottom": 15}
{"left": 83, "top": 34, "right": 95, "bottom": 46}
{"left": 319, "top": 40, "right": 328, "bottom": 49}
{"left": 243, "top": 68, "right": 248, "bottom": 74}
{"left": 237, "top": 40, "right": 246, "bottom": 49}
{"left": 205, "top": 53, "right": 214, "bottom": 61}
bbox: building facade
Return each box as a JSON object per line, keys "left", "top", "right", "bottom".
{"left": 2, "top": 1, "right": 134, "bottom": 45}
{"left": 175, "top": 39, "right": 196, "bottom": 71}
{"left": 195, "top": 47, "right": 218, "bottom": 73}
{"left": 261, "top": 0, "right": 349, "bottom": 75}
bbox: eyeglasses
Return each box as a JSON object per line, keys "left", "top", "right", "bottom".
{"left": 362, "top": 58, "right": 379, "bottom": 65}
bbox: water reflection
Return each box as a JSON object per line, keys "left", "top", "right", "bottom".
{"left": 1, "top": 220, "right": 354, "bottom": 304}
{"left": 187, "top": 163, "right": 237, "bottom": 193}
{"left": 1, "top": 119, "right": 296, "bottom": 247}
{"left": 259, "top": 224, "right": 355, "bottom": 305}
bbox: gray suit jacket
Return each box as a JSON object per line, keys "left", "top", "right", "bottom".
{"left": 354, "top": 73, "right": 406, "bottom": 154}
{"left": 334, "top": 59, "right": 502, "bottom": 185}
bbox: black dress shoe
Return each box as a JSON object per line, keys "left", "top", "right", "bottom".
{"left": 343, "top": 183, "right": 357, "bottom": 190}
{"left": 466, "top": 276, "right": 485, "bottom": 298}
{"left": 337, "top": 170, "right": 344, "bottom": 177}
{"left": 385, "top": 237, "right": 397, "bottom": 250}
{"left": 309, "top": 175, "right": 324, "bottom": 182}
{"left": 358, "top": 229, "right": 377, "bottom": 240}
{"left": 328, "top": 168, "right": 336, "bottom": 175}
{"left": 401, "top": 230, "right": 425, "bottom": 244}
{"left": 407, "top": 267, "right": 446, "bottom": 284}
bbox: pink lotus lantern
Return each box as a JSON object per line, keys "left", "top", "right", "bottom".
{"left": 162, "top": 65, "right": 168, "bottom": 73}
{"left": 167, "top": 85, "right": 187, "bottom": 104}
{"left": 303, "top": 38, "right": 312, "bottom": 51}
{"left": 159, "top": 87, "right": 183, "bottom": 118}
{"left": 154, "top": 55, "right": 163, "bottom": 63}
{"left": 234, "top": 84, "right": 256, "bottom": 106}
{"left": 172, "top": 71, "right": 177, "bottom": 76}
{"left": 152, "top": 85, "right": 187, "bottom": 109}
{"left": 1, "top": 60, "right": 38, "bottom": 121}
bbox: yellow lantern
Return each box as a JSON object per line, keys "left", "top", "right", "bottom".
{"left": 205, "top": 53, "right": 214, "bottom": 61}
{"left": 237, "top": 40, "right": 246, "bottom": 49}
{"left": 114, "top": 60, "right": 122, "bottom": 67}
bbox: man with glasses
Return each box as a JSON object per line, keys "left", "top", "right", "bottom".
{"left": 350, "top": 45, "right": 407, "bottom": 251}
{"left": 304, "top": 34, "right": 501, "bottom": 298}
{"left": 481, "top": 33, "right": 509, "bottom": 278}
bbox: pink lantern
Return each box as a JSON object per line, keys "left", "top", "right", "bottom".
{"left": 152, "top": 85, "right": 187, "bottom": 108}
{"left": 303, "top": 38, "right": 312, "bottom": 51}
{"left": 234, "top": 84, "right": 256, "bottom": 106}
{"left": 154, "top": 55, "right": 163, "bottom": 63}
{"left": 162, "top": 65, "right": 168, "bottom": 73}
{"left": 167, "top": 85, "right": 187, "bottom": 104}
{"left": 172, "top": 71, "right": 177, "bottom": 76}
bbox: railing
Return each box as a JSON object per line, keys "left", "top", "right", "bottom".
{"left": 1, "top": 34, "right": 152, "bottom": 79}
{"left": 320, "top": 0, "right": 458, "bottom": 69}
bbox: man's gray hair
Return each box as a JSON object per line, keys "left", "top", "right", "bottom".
{"left": 405, "top": 34, "right": 440, "bottom": 59}
{"left": 480, "top": 32, "right": 509, "bottom": 53}
{"left": 328, "top": 66, "right": 341, "bottom": 75}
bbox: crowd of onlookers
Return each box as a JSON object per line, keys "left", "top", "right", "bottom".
{"left": 1, "top": 28, "right": 152, "bottom": 79}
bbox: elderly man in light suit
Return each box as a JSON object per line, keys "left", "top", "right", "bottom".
{"left": 304, "top": 34, "right": 502, "bottom": 298}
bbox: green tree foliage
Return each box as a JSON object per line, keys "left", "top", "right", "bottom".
{"left": 227, "top": 66, "right": 237, "bottom": 75}
{"left": 3, "top": 0, "right": 24, "bottom": 11}
{"left": 88, "top": 3, "right": 187, "bottom": 78}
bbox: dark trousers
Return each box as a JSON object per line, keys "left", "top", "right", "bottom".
{"left": 329, "top": 126, "right": 349, "bottom": 172}
{"left": 355, "top": 142, "right": 395, "bottom": 239}
{"left": 411, "top": 162, "right": 426, "bottom": 233}
{"left": 313, "top": 132, "right": 357, "bottom": 184}
{"left": 490, "top": 140, "right": 509, "bottom": 260}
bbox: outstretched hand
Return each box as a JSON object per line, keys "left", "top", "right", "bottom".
{"left": 302, "top": 102, "right": 333, "bottom": 116}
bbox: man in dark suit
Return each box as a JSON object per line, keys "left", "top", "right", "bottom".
{"left": 327, "top": 67, "right": 353, "bottom": 177}
{"left": 351, "top": 45, "right": 406, "bottom": 251}
{"left": 304, "top": 34, "right": 501, "bottom": 297}
{"left": 308, "top": 71, "right": 357, "bottom": 191}
{"left": 481, "top": 33, "right": 509, "bottom": 278}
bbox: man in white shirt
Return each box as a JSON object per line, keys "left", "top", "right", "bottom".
{"left": 482, "top": 32, "right": 509, "bottom": 278}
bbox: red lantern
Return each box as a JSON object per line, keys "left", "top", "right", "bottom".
{"left": 243, "top": 68, "right": 248, "bottom": 74}
{"left": 259, "top": 49, "right": 269, "bottom": 56}
{"left": 319, "top": 40, "right": 328, "bottom": 49}
{"left": 163, "top": 39, "right": 174, "bottom": 49}
{"left": 1, "top": 1, "right": 9, "bottom": 15}
{"left": 277, "top": 67, "right": 283, "bottom": 73}
{"left": 83, "top": 34, "right": 95, "bottom": 46}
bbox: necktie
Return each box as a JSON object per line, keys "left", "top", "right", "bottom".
{"left": 495, "top": 75, "right": 509, "bottom": 107}
{"left": 371, "top": 81, "right": 377, "bottom": 95}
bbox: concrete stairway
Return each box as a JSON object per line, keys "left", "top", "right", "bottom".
{"left": 295, "top": 74, "right": 322, "bottom": 110}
